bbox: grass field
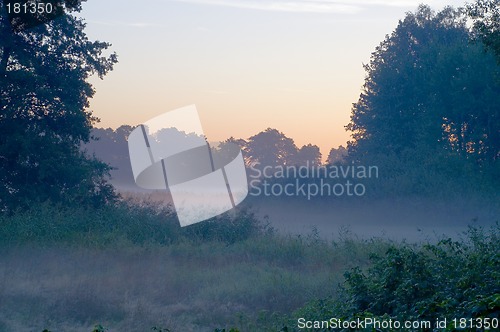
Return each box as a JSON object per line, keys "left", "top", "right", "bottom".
{"left": 0, "top": 237, "right": 389, "bottom": 331}
{"left": 0, "top": 199, "right": 497, "bottom": 331}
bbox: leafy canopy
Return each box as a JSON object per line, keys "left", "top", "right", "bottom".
{"left": 346, "top": 5, "right": 500, "bottom": 165}
{"left": 467, "top": 0, "right": 500, "bottom": 62}
{"left": 0, "top": 0, "right": 118, "bottom": 210}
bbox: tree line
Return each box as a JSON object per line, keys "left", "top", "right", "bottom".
{"left": 84, "top": 126, "right": 348, "bottom": 188}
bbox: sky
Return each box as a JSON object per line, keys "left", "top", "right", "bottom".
{"left": 81, "top": 0, "right": 467, "bottom": 158}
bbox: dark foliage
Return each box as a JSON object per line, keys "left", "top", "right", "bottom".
{"left": 344, "top": 5, "right": 500, "bottom": 197}
{"left": 467, "top": 0, "right": 500, "bottom": 62}
{"left": 0, "top": 0, "right": 118, "bottom": 211}
{"left": 290, "top": 224, "right": 500, "bottom": 331}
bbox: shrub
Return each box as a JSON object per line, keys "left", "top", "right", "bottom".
{"left": 0, "top": 200, "right": 265, "bottom": 247}
{"left": 289, "top": 224, "right": 500, "bottom": 331}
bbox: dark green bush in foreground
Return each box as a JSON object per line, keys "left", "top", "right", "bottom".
{"left": 289, "top": 224, "right": 499, "bottom": 331}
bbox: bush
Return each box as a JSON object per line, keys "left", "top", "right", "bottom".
{"left": 290, "top": 224, "right": 500, "bottom": 331}
{"left": 0, "top": 200, "right": 265, "bottom": 247}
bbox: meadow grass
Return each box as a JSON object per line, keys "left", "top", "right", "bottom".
{"left": 0, "top": 200, "right": 496, "bottom": 331}
{"left": 0, "top": 201, "right": 391, "bottom": 331}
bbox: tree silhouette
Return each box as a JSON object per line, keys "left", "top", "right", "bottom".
{"left": 213, "top": 137, "right": 248, "bottom": 166}
{"left": 467, "top": 0, "right": 500, "bottom": 62}
{"left": 326, "top": 146, "right": 347, "bottom": 165}
{"left": 346, "top": 5, "right": 500, "bottom": 164}
{"left": 0, "top": 1, "right": 118, "bottom": 210}
{"left": 293, "top": 144, "right": 322, "bottom": 166}
{"left": 85, "top": 126, "right": 135, "bottom": 186}
{"left": 244, "top": 128, "right": 298, "bottom": 167}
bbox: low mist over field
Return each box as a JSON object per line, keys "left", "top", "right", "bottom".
{"left": 84, "top": 126, "right": 499, "bottom": 241}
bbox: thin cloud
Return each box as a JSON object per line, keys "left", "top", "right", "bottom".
{"left": 86, "top": 20, "right": 166, "bottom": 28}
{"left": 172, "top": 0, "right": 362, "bottom": 14}
{"left": 170, "top": 0, "right": 458, "bottom": 14}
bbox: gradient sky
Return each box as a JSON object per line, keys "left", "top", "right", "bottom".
{"left": 81, "top": 0, "right": 467, "bottom": 158}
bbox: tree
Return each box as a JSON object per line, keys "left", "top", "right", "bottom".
{"left": 326, "top": 146, "right": 347, "bottom": 165}
{"left": 0, "top": 1, "right": 118, "bottom": 210}
{"left": 244, "top": 128, "right": 298, "bottom": 167}
{"left": 83, "top": 126, "right": 135, "bottom": 186}
{"left": 293, "top": 144, "right": 322, "bottom": 167}
{"left": 212, "top": 136, "right": 248, "bottom": 166}
{"left": 346, "top": 5, "right": 500, "bottom": 164}
{"left": 467, "top": 0, "right": 500, "bottom": 62}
